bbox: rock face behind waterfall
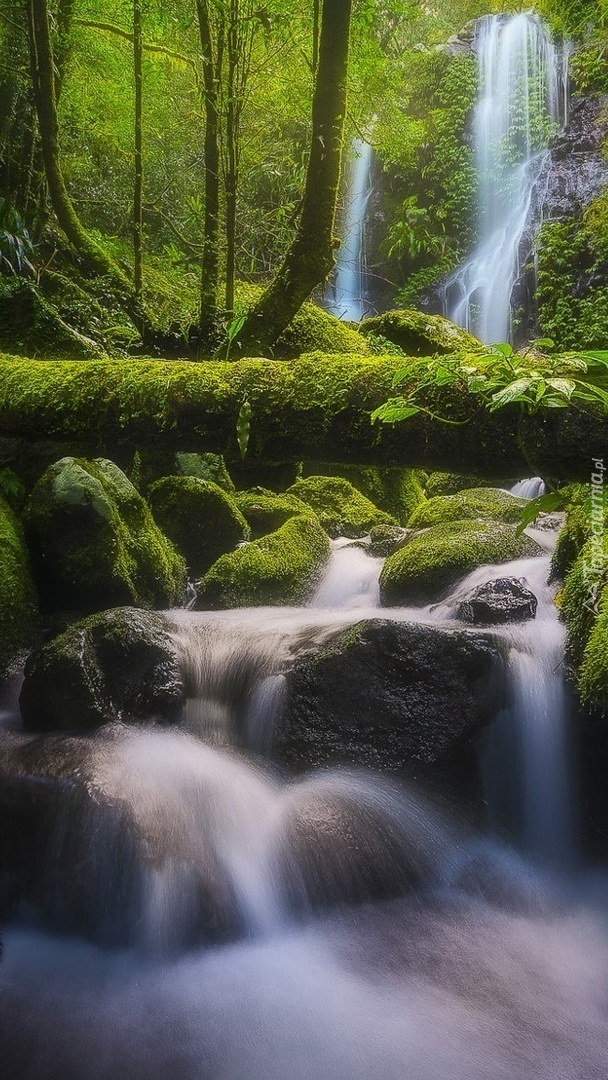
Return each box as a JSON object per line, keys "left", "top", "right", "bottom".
{"left": 278, "top": 620, "right": 503, "bottom": 772}
{"left": 540, "top": 94, "right": 608, "bottom": 223}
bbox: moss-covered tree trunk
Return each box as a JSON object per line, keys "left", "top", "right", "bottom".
{"left": 133, "top": 0, "right": 144, "bottom": 313}
{"left": 228, "top": 0, "right": 352, "bottom": 356}
{"left": 197, "top": 0, "right": 223, "bottom": 341}
{"left": 26, "top": 0, "right": 144, "bottom": 323}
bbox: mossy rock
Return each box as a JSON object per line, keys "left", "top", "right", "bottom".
{"left": 425, "top": 471, "right": 502, "bottom": 498}
{"left": 578, "top": 592, "right": 608, "bottom": 714}
{"left": 0, "top": 494, "right": 39, "bottom": 681}
{"left": 286, "top": 476, "right": 397, "bottom": 538}
{"left": 379, "top": 520, "right": 542, "bottom": 606}
{"left": 235, "top": 488, "right": 312, "bottom": 539}
{"left": 408, "top": 488, "right": 526, "bottom": 529}
{"left": 359, "top": 309, "right": 483, "bottom": 356}
{"left": 0, "top": 278, "right": 105, "bottom": 360}
{"left": 25, "top": 457, "right": 186, "bottom": 612}
{"left": 148, "top": 475, "right": 250, "bottom": 578}
{"left": 302, "top": 462, "right": 425, "bottom": 525}
{"left": 234, "top": 283, "right": 370, "bottom": 359}
{"left": 175, "top": 451, "right": 235, "bottom": 492}
{"left": 551, "top": 484, "right": 591, "bottom": 581}
{"left": 20, "top": 607, "right": 185, "bottom": 732}
{"left": 196, "top": 513, "right": 330, "bottom": 608}
{"left": 369, "top": 524, "right": 411, "bottom": 557}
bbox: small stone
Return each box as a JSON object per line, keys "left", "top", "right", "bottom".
{"left": 458, "top": 577, "right": 538, "bottom": 625}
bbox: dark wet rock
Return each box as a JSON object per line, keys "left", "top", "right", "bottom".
{"left": 278, "top": 620, "right": 503, "bottom": 772}
{"left": 369, "top": 524, "right": 411, "bottom": 557}
{"left": 540, "top": 95, "right": 608, "bottom": 219}
{"left": 458, "top": 578, "right": 538, "bottom": 625}
{"left": 20, "top": 607, "right": 186, "bottom": 732}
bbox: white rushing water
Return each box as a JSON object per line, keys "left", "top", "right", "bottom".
{"left": 442, "top": 13, "right": 568, "bottom": 343}
{"left": 511, "top": 476, "right": 547, "bottom": 499}
{"left": 325, "top": 137, "right": 374, "bottom": 321}
{"left": 1, "top": 530, "right": 602, "bottom": 1078}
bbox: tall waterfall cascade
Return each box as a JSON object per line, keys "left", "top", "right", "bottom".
{"left": 325, "top": 137, "right": 374, "bottom": 321}
{"left": 443, "top": 13, "right": 569, "bottom": 344}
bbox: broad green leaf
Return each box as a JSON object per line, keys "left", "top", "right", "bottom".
{"left": 490, "top": 377, "right": 533, "bottom": 408}
{"left": 547, "top": 378, "right": 576, "bottom": 398}
{"left": 515, "top": 490, "right": 565, "bottom": 535}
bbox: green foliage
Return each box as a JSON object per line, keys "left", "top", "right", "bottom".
{"left": 536, "top": 218, "right": 608, "bottom": 350}
{"left": 197, "top": 512, "right": 330, "bottom": 608}
{"left": 0, "top": 199, "right": 36, "bottom": 278}
{"left": 0, "top": 493, "right": 39, "bottom": 679}
{"left": 372, "top": 342, "right": 608, "bottom": 428}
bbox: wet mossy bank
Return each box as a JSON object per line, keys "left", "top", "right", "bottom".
{"left": 0, "top": 354, "right": 605, "bottom": 481}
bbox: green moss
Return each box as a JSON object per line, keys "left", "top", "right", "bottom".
{"left": 235, "top": 489, "right": 312, "bottom": 538}
{"left": 536, "top": 219, "right": 608, "bottom": 350}
{"left": 301, "top": 462, "right": 425, "bottom": 525}
{"left": 175, "top": 452, "right": 235, "bottom": 492}
{"left": 197, "top": 513, "right": 330, "bottom": 608}
{"left": 380, "top": 520, "right": 542, "bottom": 606}
{"left": 286, "top": 475, "right": 397, "bottom": 538}
{"left": 425, "top": 472, "right": 503, "bottom": 498}
{"left": 408, "top": 488, "right": 526, "bottom": 529}
{"left": 578, "top": 593, "right": 608, "bottom": 712}
{"left": 0, "top": 494, "right": 39, "bottom": 679}
{"left": 0, "top": 278, "right": 105, "bottom": 360}
{"left": 359, "top": 310, "right": 483, "bottom": 357}
{"left": 148, "top": 475, "right": 250, "bottom": 578}
{"left": 551, "top": 484, "right": 590, "bottom": 581}
{"left": 234, "top": 283, "right": 370, "bottom": 359}
{"left": 25, "top": 457, "right": 186, "bottom": 612}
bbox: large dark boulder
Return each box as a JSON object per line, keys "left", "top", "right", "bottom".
{"left": 458, "top": 577, "right": 538, "bottom": 625}
{"left": 277, "top": 620, "right": 503, "bottom": 772}
{"left": 0, "top": 494, "right": 38, "bottom": 684}
{"left": 20, "top": 607, "right": 186, "bottom": 732}
{"left": 25, "top": 457, "right": 186, "bottom": 612}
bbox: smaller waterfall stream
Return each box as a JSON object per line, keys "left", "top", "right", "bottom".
{"left": 443, "top": 13, "right": 568, "bottom": 343}
{"left": 325, "top": 138, "right": 373, "bottom": 321}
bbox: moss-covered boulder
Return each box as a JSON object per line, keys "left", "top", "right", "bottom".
{"left": 20, "top": 607, "right": 185, "bottom": 732}
{"left": 359, "top": 309, "right": 483, "bottom": 356}
{"left": 196, "top": 513, "right": 330, "bottom": 608}
{"left": 408, "top": 488, "right": 526, "bottom": 529}
{"left": 423, "top": 473, "right": 518, "bottom": 496}
{"left": 0, "top": 279, "right": 105, "bottom": 360}
{"left": 286, "top": 476, "right": 397, "bottom": 538}
{"left": 235, "top": 488, "right": 312, "bottom": 539}
{"left": 148, "top": 476, "right": 249, "bottom": 578}
{"left": 578, "top": 594, "right": 608, "bottom": 714}
{"left": 175, "top": 451, "right": 235, "bottom": 492}
{"left": 278, "top": 620, "right": 502, "bottom": 771}
{"left": 380, "top": 520, "right": 542, "bottom": 606}
{"left": 25, "top": 457, "right": 186, "bottom": 612}
{"left": 0, "top": 494, "right": 39, "bottom": 681}
{"left": 302, "top": 462, "right": 425, "bottom": 525}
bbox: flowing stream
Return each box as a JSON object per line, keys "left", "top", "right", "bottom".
{"left": 442, "top": 13, "right": 569, "bottom": 343}
{"left": 324, "top": 137, "right": 374, "bottom": 321}
{"left": 1, "top": 526, "right": 607, "bottom": 1078}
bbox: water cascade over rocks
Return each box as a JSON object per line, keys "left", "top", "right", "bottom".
{"left": 324, "top": 137, "right": 374, "bottom": 321}
{"left": 442, "top": 13, "right": 569, "bottom": 343}
{"left": 2, "top": 526, "right": 607, "bottom": 1079}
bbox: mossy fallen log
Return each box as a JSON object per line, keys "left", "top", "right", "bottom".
{"left": 0, "top": 353, "right": 605, "bottom": 481}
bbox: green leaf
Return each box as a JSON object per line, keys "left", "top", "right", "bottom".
{"left": 236, "top": 398, "right": 252, "bottom": 459}
{"left": 488, "top": 342, "right": 514, "bottom": 357}
{"left": 489, "top": 377, "right": 534, "bottom": 409}
{"left": 546, "top": 378, "right": 576, "bottom": 398}
{"left": 515, "top": 490, "right": 565, "bottom": 535}
{"left": 371, "top": 401, "right": 420, "bottom": 424}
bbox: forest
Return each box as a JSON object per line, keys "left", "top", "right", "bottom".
{"left": 1, "top": 1, "right": 608, "bottom": 1077}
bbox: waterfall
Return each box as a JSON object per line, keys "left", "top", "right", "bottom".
{"left": 443, "top": 13, "right": 567, "bottom": 344}
{"left": 325, "top": 137, "right": 373, "bottom": 322}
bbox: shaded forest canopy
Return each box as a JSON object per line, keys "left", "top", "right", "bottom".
{"left": 0, "top": 0, "right": 605, "bottom": 356}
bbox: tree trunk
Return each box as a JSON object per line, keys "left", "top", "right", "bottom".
{"left": 26, "top": 0, "right": 142, "bottom": 320}
{"left": 227, "top": 0, "right": 352, "bottom": 357}
{"left": 133, "top": 0, "right": 144, "bottom": 314}
{"left": 196, "top": 0, "right": 223, "bottom": 341}
{"left": 224, "top": 0, "right": 238, "bottom": 316}
{"left": 0, "top": 354, "right": 601, "bottom": 483}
